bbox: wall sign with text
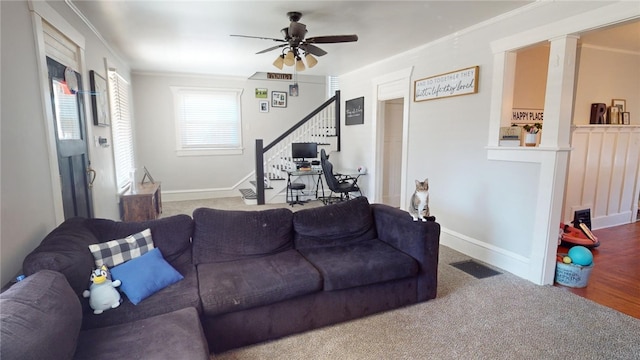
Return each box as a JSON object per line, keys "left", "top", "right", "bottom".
{"left": 346, "top": 97, "right": 364, "bottom": 125}
{"left": 414, "top": 66, "right": 478, "bottom": 102}
{"left": 511, "top": 108, "right": 544, "bottom": 124}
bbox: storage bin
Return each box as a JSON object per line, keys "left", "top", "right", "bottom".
{"left": 555, "top": 255, "right": 594, "bottom": 288}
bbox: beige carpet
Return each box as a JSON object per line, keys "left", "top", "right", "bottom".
{"left": 163, "top": 198, "right": 640, "bottom": 359}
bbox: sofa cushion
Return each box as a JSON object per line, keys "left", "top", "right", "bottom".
{"left": 192, "top": 207, "right": 294, "bottom": 264}
{"left": 74, "top": 307, "right": 209, "bottom": 360}
{"left": 81, "top": 262, "right": 201, "bottom": 330}
{"left": 298, "top": 239, "right": 419, "bottom": 291}
{"left": 293, "top": 196, "right": 377, "bottom": 249}
{"left": 198, "top": 249, "right": 322, "bottom": 316}
{"left": 86, "top": 215, "right": 194, "bottom": 267}
{"left": 23, "top": 217, "right": 98, "bottom": 297}
{"left": 89, "top": 228, "right": 154, "bottom": 267}
{"left": 1, "top": 270, "right": 82, "bottom": 360}
{"left": 111, "top": 248, "right": 184, "bottom": 305}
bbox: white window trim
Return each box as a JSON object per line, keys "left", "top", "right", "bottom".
{"left": 171, "top": 86, "right": 244, "bottom": 156}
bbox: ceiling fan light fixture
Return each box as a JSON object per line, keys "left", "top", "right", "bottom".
{"left": 305, "top": 53, "right": 318, "bottom": 68}
{"left": 273, "top": 55, "right": 285, "bottom": 70}
{"left": 284, "top": 50, "right": 295, "bottom": 66}
{"left": 295, "top": 56, "right": 305, "bottom": 71}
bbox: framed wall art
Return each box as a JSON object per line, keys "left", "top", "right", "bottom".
{"left": 259, "top": 100, "right": 269, "bottom": 113}
{"left": 345, "top": 97, "right": 364, "bottom": 125}
{"left": 255, "top": 88, "right": 268, "bottom": 98}
{"left": 414, "top": 66, "right": 479, "bottom": 102}
{"left": 611, "top": 99, "right": 625, "bottom": 112}
{"left": 89, "top": 70, "right": 110, "bottom": 126}
{"left": 272, "top": 91, "right": 287, "bottom": 108}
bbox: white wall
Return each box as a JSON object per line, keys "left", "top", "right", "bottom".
{"left": 573, "top": 46, "right": 640, "bottom": 125}
{"left": 0, "top": 0, "right": 129, "bottom": 285}
{"left": 338, "top": 1, "right": 634, "bottom": 284}
{"left": 132, "top": 72, "right": 326, "bottom": 200}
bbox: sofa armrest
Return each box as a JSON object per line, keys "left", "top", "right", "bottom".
{"left": 371, "top": 203, "right": 440, "bottom": 301}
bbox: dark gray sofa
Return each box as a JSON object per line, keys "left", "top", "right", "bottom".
{"left": 11, "top": 197, "right": 439, "bottom": 356}
{"left": 0, "top": 269, "right": 209, "bottom": 360}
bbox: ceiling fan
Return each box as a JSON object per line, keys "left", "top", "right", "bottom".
{"left": 230, "top": 11, "right": 358, "bottom": 71}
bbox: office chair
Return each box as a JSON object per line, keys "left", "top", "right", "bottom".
{"left": 320, "top": 149, "right": 362, "bottom": 204}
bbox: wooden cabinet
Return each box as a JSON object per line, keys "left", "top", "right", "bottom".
{"left": 121, "top": 182, "right": 162, "bottom": 222}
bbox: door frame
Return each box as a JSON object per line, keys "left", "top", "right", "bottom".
{"left": 30, "top": 1, "right": 92, "bottom": 224}
{"left": 370, "top": 67, "right": 413, "bottom": 208}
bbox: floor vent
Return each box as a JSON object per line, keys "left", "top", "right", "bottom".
{"left": 450, "top": 260, "right": 502, "bottom": 279}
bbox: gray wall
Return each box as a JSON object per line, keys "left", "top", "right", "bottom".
{"left": 131, "top": 72, "right": 326, "bottom": 197}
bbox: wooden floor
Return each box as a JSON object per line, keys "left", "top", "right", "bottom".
{"left": 556, "top": 221, "right": 640, "bottom": 319}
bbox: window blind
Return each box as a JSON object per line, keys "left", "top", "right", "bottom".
{"left": 173, "top": 88, "right": 243, "bottom": 152}
{"left": 327, "top": 76, "right": 339, "bottom": 98}
{"left": 108, "top": 70, "right": 134, "bottom": 190}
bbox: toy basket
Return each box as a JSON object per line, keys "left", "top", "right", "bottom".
{"left": 555, "top": 254, "right": 594, "bottom": 288}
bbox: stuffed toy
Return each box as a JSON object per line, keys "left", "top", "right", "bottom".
{"left": 82, "top": 265, "right": 122, "bottom": 314}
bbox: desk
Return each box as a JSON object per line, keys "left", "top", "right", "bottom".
{"left": 121, "top": 182, "right": 162, "bottom": 222}
{"left": 286, "top": 169, "right": 324, "bottom": 203}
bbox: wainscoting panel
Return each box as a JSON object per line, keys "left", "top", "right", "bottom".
{"left": 564, "top": 126, "right": 640, "bottom": 229}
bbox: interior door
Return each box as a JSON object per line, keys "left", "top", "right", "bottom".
{"left": 47, "top": 57, "right": 94, "bottom": 219}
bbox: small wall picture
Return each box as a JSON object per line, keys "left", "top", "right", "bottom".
{"left": 89, "top": 70, "right": 110, "bottom": 126}
{"left": 289, "top": 83, "right": 299, "bottom": 97}
{"left": 612, "top": 99, "right": 625, "bottom": 112}
{"left": 255, "top": 88, "right": 268, "bottom": 98}
{"left": 622, "top": 112, "right": 630, "bottom": 125}
{"left": 259, "top": 100, "right": 269, "bottom": 113}
{"left": 272, "top": 91, "right": 287, "bottom": 108}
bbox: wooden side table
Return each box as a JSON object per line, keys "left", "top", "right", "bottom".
{"left": 121, "top": 182, "right": 162, "bottom": 222}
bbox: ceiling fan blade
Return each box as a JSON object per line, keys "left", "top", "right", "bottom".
{"left": 256, "top": 44, "right": 286, "bottom": 54}
{"left": 230, "top": 34, "right": 286, "bottom": 43}
{"left": 301, "top": 44, "right": 327, "bottom": 56}
{"left": 306, "top": 35, "right": 358, "bottom": 44}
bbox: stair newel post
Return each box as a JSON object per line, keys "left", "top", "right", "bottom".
{"left": 255, "top": 139, "right": 265, "bottom": 205}
{"left": 335, "top": 90, "right": 341, "bottom": 151}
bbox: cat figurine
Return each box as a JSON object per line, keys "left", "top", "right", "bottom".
{"left": 409, "top": 178, "right": 431, "bottom": 222}
{"left": 83, "top": 265, "right": 122, "bottom": 314}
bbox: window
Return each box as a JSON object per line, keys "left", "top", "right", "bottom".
{"left": 172, "top": 87, "right": 243, "bottom": 156}
{"left": 327, "top": 76, "right": 339, "bottom": 99}
{"left": 108, "top": 70, "right": 135, "bottom": 190}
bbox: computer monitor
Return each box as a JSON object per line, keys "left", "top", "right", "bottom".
{"left": 291, "top": 142, "right": 317, "bottom": 161}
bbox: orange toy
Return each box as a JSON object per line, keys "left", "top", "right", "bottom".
{"left": 559, "top": 223, "right": 600, "bottom": 248}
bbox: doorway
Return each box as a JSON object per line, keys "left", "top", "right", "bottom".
{"left": 381, "top": 99, "right": 404, "bottom": 207}
{"left": 47, "top": 57, "right": 94, "bottom": 219}
{"left": 371, "top": 67, "right": 413, "bottom": 208}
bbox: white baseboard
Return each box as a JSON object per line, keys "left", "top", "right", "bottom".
{"left": 591, "top": 211, "right": 633, "bottom": 230}
{"left": 440, "top": 227, "right": 533, "bottom": 283}
{"left": 162, "top": 188, "right": 239, "bottom": 202}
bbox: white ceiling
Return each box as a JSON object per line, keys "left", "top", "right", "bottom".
{"left": 70, "top": 0, "right": 534, "bottom": 77}
{"left": 69, "top": 1, "right": 639, "bottom": 78}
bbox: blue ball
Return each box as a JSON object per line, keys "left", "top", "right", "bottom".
{"left": 568, "top": 246, "right": 593, "bottom": 266}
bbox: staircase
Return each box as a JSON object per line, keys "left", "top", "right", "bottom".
{"left": 239, "top": 91, "right": 341, "bottom": 205}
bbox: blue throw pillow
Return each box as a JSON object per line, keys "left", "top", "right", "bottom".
{"left": 110, "top": 248, "right": 183, "bottom": 305}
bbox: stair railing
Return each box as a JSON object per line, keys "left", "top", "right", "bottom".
{"left": 255, "top": 91, "right": 340, "bottom": 204}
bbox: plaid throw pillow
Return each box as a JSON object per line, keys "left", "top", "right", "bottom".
{"left": 89, "top": 228, "right": 154, "bottom": 268}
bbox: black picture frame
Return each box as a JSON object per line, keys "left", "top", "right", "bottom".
{"left": 345, "top": 97, "right": 364, "bottom": 125}
{"left": 89, "top": 70, "right": 110, "bottom": 126}
{"left": 272, "top": 91, "right": 287, "bottom": 108}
